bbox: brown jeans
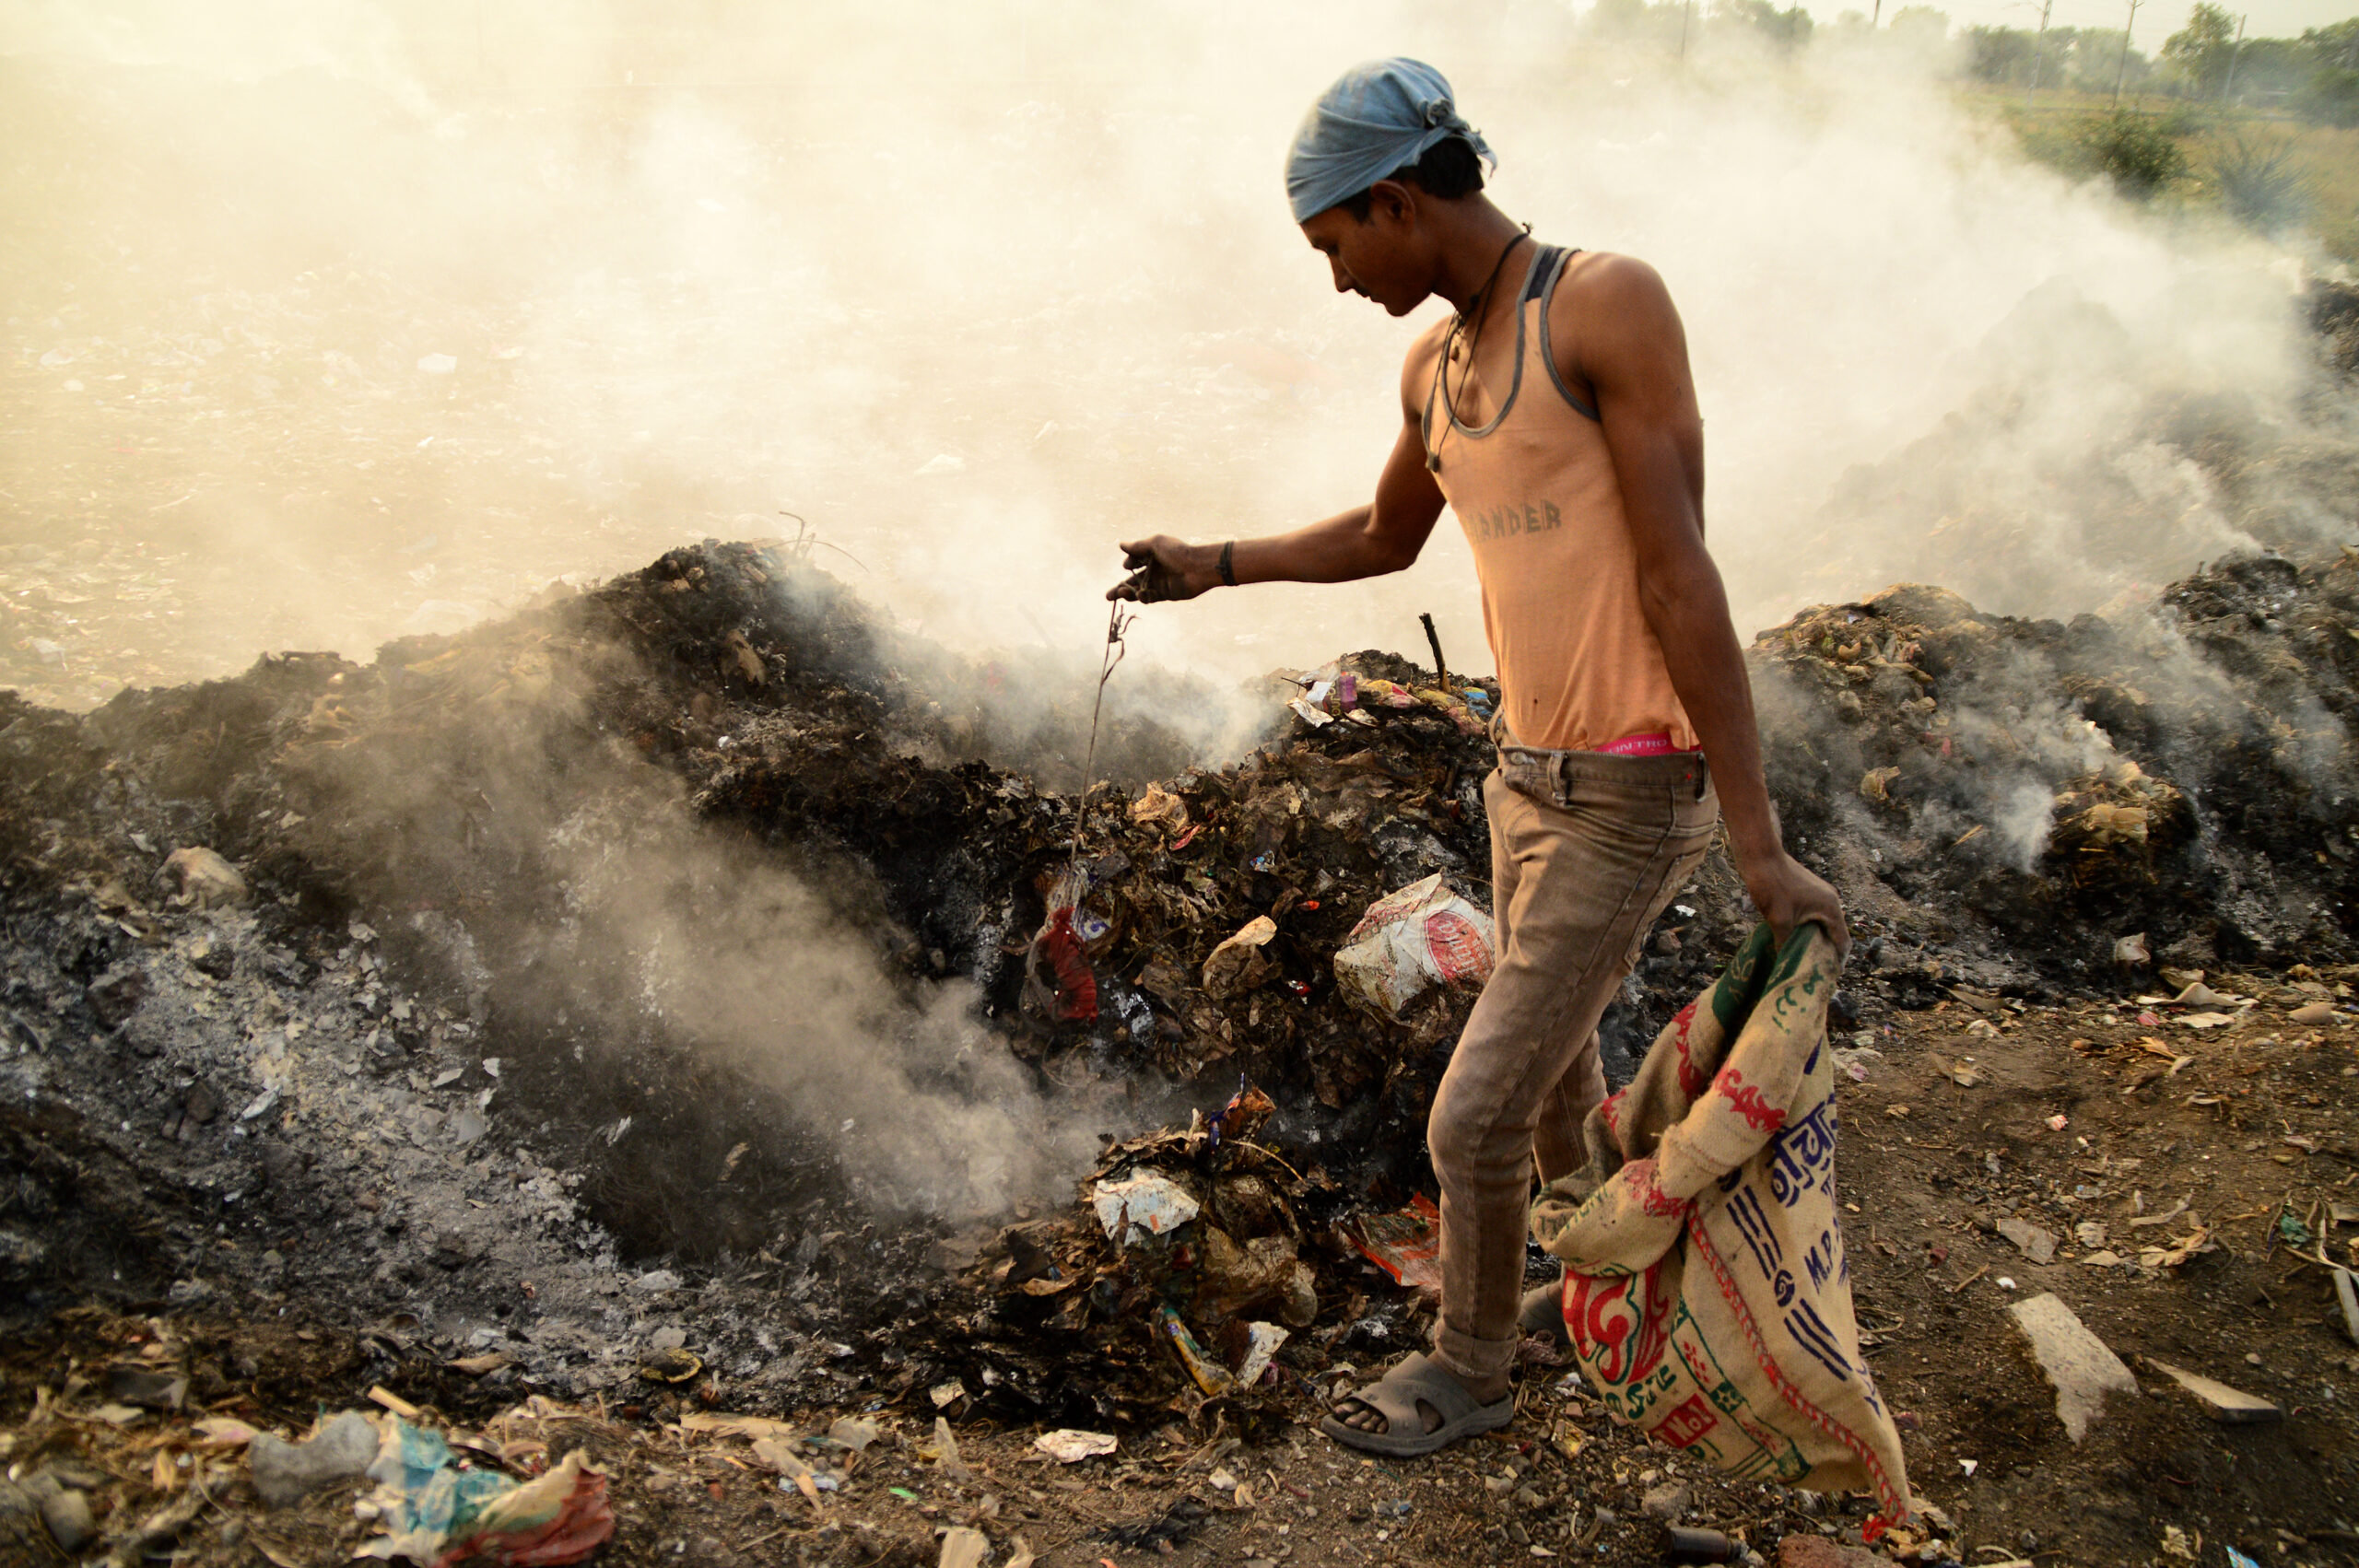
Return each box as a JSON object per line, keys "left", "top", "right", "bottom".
{"left": 1426, "top": 746, "right": 1719, "bottom": 1382}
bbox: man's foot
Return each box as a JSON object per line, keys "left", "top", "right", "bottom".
{"left": 1330, "top": 1363, "right": 1509, "bottom": 1435}
{"left": 1517, "top": 1277, "right": 1570, "bottom": 1347}
{"left": 1319, "top": 1351, "right": 1517, "bottom": 1457}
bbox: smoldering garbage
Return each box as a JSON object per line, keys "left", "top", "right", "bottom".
{"left": 4, "top": 522, "right": 2359, "bottom": 1558}
{"left": 5, "top": 532, "right": 2357, "bottom": 1270}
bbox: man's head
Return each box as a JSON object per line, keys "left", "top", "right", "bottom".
{"left": 1286, "top": 60, "right": 1496, "bottom": 315}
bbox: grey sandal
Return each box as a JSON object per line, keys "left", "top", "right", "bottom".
{"left": 1318, "top": 1350, "right": 1516, "bottom": 1457}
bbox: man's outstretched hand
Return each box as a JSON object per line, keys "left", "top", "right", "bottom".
{"left": 1741, "top": 848, "right": 1849, "bottom": 965}
{"left": 1109, "top": 536, "right": 1215, "bottom": 603}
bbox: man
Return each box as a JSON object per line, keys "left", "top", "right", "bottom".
{"left": 1109, "top": 59, "right": 1846, "bottom": 1457}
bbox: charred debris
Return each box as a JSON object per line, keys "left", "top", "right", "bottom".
{"left": 3, "top": 531, "right": 2359, "bottom": 1431}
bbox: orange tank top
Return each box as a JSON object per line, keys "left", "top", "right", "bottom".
{"left": 1409, "top": 243, "right": 1696, "bottom": 755}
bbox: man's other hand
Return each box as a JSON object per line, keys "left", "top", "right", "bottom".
{"left": 1742, "top": 848, "right": 1849, "bottom": 965}
{"left": 1109, "top": 536, "right": 1215, "bottom": 603}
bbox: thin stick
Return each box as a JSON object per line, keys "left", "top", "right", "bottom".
{"left": 1069, "top": 603, "right": 1134, "bottom": 858}
{"left": 1419, "top": 612, "right": 1449, "bottom": 690}
{"left": 1227, "top": 1140, "right": 1305, "bottom": 1183}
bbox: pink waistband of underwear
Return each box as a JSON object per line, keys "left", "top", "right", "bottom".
{"left": 1592, "top": 731, "right": 1700, "bottom": 757}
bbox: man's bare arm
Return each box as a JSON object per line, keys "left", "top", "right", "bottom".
{"left": 1109, "top": 392, "right": 1448, "bottom": 601}
{"left": 1566, "top": 255, "right": 1848, "bottom": 957}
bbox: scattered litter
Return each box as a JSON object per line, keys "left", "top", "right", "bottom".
{"left": 1157, "top": 1305, "right": 1236, "bottom": 1396}
{"left": 246, "top": 1410, "right": 380, "bottom": 1508}
{"left": 939, "top": 1527, "right": 992, "bottom": 1568}
{"left": 1663, "top": 1525, "right": 1736, "bottom": 1562}
{"left": 932, "top": 1417, "right": 972, "bottom": 1483}
{"left": 1287, "top": 696, "right": 1334, "bottom": 729}
{"left": 1235, "top": 1321, "right": 1289, "bottom": 1386}
{"left": 160, "top": 846, "right": 248, "bottom": 908}
{"left": 1033, "top": 1429, "right": 1119, "bottom": 1463}
{"left": 1090, "top": 1173, "right": 1200, "bottom": 1246}
{"left": 1926, "top": 1052, "right": 1985, "bottom": 1087}
{"left": 1345, "top": 1193, "right": 1443, "bottom": 1290}
{"left": 1023, "top": 867, "right": 1098, "bottom": 1024}
{"left": 1202, "top": 916, "right": 1279, "bottom": 999}
{"left": 677, "top": 1411, "right": 798, "bottom": 1443}
{"left": 820, "top": 1418, "right": 877, "bottom": 1456}
{"left": 358, "top": 1418, "right": 613, "bottom": 1565}
{"left": 1128, "top": 784, "right": 1189, "bottom": 836}
{"left": 1997, "top": 1217, "right": 2057, "bottom": 1264}
{"left": 2146, "top": 1359, "right": 2283, "bottom": 1424}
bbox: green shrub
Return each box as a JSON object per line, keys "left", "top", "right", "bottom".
{"left": 2210, "top": 132, "right": 2310, "bottom": 231}
{"left": 2067, "top": 109, "right": 2191, "bottom": 197}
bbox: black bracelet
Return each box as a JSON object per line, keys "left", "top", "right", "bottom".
{"left": 1218, "top": 540, "right": 1238, "bottom": 588}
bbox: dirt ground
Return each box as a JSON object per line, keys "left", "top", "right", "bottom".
{"left": 5, "top": 895, "right": 2357, "bottom": 1567}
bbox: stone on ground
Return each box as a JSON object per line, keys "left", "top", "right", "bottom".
{"left": 2005, "top": 1292, "right": 2138, "bottom": 1442}
{"left": 248, "top": 1410, "right": 378, "bottom": 1508}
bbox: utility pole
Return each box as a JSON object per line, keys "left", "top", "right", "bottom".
{"left": 2222, "top": 12, "right": 2247, "bottom": 102}
{"left": 2113, "top": 0, "right": 2143, "bottom": 104}
{"left": 1680, "top": 0, "right": 1694, "bottom": 60}
{"left": 2026, "top": 0, "right": 2053, "bottom": 109}
{"left": 1872, "top": 0, "right": 1883, "bottom": 25}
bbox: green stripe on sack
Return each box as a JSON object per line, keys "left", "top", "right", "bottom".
{"left": 1707, "top": 924, "right": 1776, "bottom": 1033}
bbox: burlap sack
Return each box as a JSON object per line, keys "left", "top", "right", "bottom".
{"left": 1531, "top": 923, "right": 1914, "bottom": 1532}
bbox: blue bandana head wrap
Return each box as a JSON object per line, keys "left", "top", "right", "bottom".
{"left": 1285, "top": 58, "right": 1496, "bottom": 225}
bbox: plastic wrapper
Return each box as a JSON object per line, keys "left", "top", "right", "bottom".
{"left": 1346, "top": 1192, "right": 1443, "bottom": 1291}
{"left": 1023, "top": 866, "right": 1098, "bottom": 1023}
{"left": 1091, "top": 1173, "right": 1201, "bottom": 1246}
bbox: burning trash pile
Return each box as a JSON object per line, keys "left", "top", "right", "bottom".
{"left": 895, "top": 1077, "right": 1472, "bottom": 1433}
{"left": 1009, "top": 657, "right": 1506, "bottom": 1117}
{"left": 1746, "top": 550, "right": 2359, "bottom": 982}
{"left": 4, "top": 532, "right": 2354, "bottom": 1306}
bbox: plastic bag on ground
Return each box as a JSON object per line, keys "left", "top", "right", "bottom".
{"left": 357, "top": 1416, "right": 615, "bottom": 1565}
{"left": 1332, "top": 874, "right": 1495, "bottom": 1016}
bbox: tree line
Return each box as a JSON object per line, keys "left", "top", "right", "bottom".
{"left": 1966, "top": 6, "right": 2359, "bottom": 123}
{"left": 1579, "top": 0, "right": 2359, "bottom": 125}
